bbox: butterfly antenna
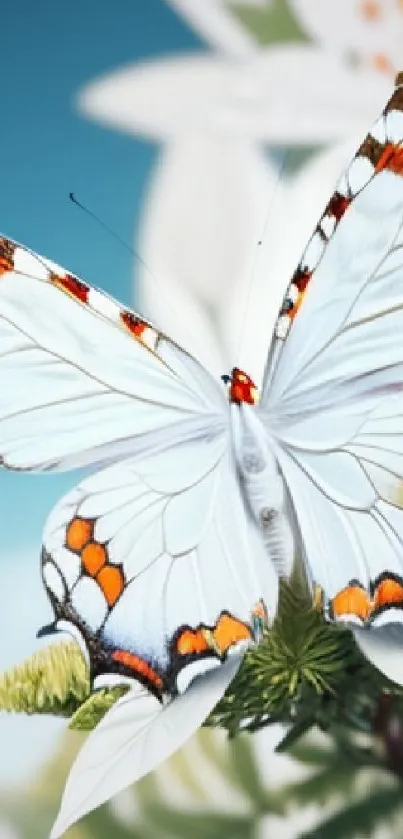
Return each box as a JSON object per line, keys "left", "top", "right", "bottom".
{"left": 69, "top": 192, "right": 155, "bottom": 278}
{"left": 69, "top": 192, "right": 205, "bottom": 358}
{"left": 234, "top": 149, "right": 290, "bottom": 368}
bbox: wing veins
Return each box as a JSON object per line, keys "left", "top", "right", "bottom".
{"left": 279, "top": 215, "right": 403, "bottom": 401}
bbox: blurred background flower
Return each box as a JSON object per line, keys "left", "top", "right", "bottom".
{"left": 1, "top": 0, "right": 403, "bottom": 837}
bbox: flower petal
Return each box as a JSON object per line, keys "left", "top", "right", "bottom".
{"left": 289, "top": 0, "right": 403, "bottom": 73}
{"left": 353, "top": 626, "right": 403, "bottom": 686}
{"left": 77, "top": 46, "right": 391, "bottom": 145}
{"left": 137, "top": 135, "right": 279, "bottom": 376}
{"left": 50, "top": 656, "right": 241, "bottom": 838}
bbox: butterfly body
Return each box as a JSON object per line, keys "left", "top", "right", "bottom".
{"left": 230, "top": 399, "right": 294, "bottom": 576}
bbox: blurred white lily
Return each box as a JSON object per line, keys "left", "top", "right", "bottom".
{"left": 77, "top": 46, "right": 390, "bottom": 384}
{"left": 290, "top": 0, "right": 403, "bottom": 75}
{"left": 168, "top": 0, "right": 403, "bottom": 75}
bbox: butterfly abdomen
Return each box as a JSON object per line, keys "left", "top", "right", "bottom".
{"left": 231, "top": 404, "right": 294, "bottom": 577}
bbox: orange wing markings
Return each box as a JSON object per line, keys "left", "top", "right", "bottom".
{"left": 275, "top": 73, "right": 403, "bottom": 342}
{"left": 120, "top": 311, "right": 149, "bottom": 337}
{"left": 331, "top": 583, "right": 372, "bottom": 622}
{"left": 326, "top": 193, "right": 351, "bottom": 222}
{"left": 330, "top": 575, "right": 403, "bottom": 624}
{"left": 0, "top": 237, "right": 16, "bottom": 277}
{"left": 213, "top": 613, "right": 251, "bottom": 651}
{"left": 96, "top": 565, "right": 124, "bottom": 607}
{"left": 112, "top": 650, "right": 163, "bottom": 690}
{"left": 66, "top": 517, "right": 94, "bottom": 552}
{"left": 50, "top": 272, "right": 89, "bottom": 304}
{"left": 120, "top": 311, "right": 161, "bottom": 348}
{"left": 174, "top": 612, "right": 252, "bottom": 659}
{"left": 275, "top": 190, "right": 352, "bottom": 339}
{"left": 373, "top": 575, "right": 403, "bottom": 610}
{"left": 175, "top": 629, "right": 210, "bottom": 656}
{"left": 65, "top": 515, "right": 125, "bottom": 608}
{"left": 81, "top": 542, "right": 107, "bottom": 576}
{"left": 375, "top": 144, "right": 403, "bottom": 174}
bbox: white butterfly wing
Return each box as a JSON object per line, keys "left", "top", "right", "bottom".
{"left": 41, "top": 428, "right": 278, "bottom": 834}
{"left": 0, "top": 236, "right": 279, "bottom": 832}
{"left": 263, "top": 76, "right": 403, "bottom": 632}
{"left": 50, "top": 658, "right": 241, "bottom": 839}
{"left": 0, "top": 236, "right": 225, "bottom": 471}
{"left": 42, "top": 442, "right": 278, "bottom": 691}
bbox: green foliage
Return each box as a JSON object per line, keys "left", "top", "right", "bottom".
{"left": 299, "top": 787, "right": 403, "bottom": 839}
{"left": 227, "top": 0, "right": 308, "bottom": 46}
{"left": 0, "top": 580, "right": 399, "bottom": 743}
{"left": 3, "top": 579, "right": 403, "bottom": 837}
{"left": 0, "top": 641, "right": 88, "bottom": 717}
{"left": 69, "top": 686, "right": 129, "bottom": 731}
{"left": 209, "top": 581, "right": 398, "bottom": 743}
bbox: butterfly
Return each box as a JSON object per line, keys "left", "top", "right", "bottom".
{"left": 2, "top": 73, "right": 403, "bottom": 836}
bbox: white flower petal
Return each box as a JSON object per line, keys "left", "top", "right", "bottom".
{"left": 50, "top": 658, "right": 241, "bottom": 838}
{"left": 289, "top": 0, "right": 403, "bottom": 70}
{"left": 353, "top": 625, "right": 403, "bottom": 685}
{"left": 137, "top": 135, "right": 279, "bottom": 378}
{"left": 77, "top": 46, "right": 391, "bottom": 145}
{"left": 78, "top": 55, "right": 235, "bottom": 142}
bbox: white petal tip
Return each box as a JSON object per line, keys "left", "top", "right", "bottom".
{"left": 353, "top": 625, "right": 403, "bottom": 686}
{"left": 49, "top": 815, "right": 66, "bottom": 839}
{"left": 48, "top": 656, "right": 242, "bottom": 836}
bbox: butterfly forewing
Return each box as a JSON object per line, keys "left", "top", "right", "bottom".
{"left": 262, "top": 73, "right": 403, "bottom": 630}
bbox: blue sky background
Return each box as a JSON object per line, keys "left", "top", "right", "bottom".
{"left": 0, "top": 0, "right": 206, "bottom": 780}
{"left": 0, "top": 0, "right": 202, "bottom": 558}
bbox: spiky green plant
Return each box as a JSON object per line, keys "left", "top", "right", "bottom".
{"left": 3, "top": 579, "right": 403, "bottom": 838}
{"left": 0, "top": 580, "right": 400, "bottom": 740}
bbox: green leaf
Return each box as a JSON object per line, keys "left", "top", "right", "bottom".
{"left": 287, "top": 739, "right": 336, "bottom": 766}
{"left": 83, "top": 805, "right": 149, "bottom": 839}
{"left": 283, "top": 762, "right": 359, "bottom": 808}
{"left": 69, "top": 686, "right": 129, "bottom": 730}
{"left": 0, "top": 641, "right": 89, "bottom": 717}
{"left": 230, "top": 0, "right": 308, "bottom": 46}
{"left": 227, "top": 736, "right": 283, "bottom": 814}
{"left": 140, "top": 805, "right": 254, "bottom": 839}
{"left": 299, "top": 787, "right": 403, "bottom": 839}
{"left": 276, "top": 718, "right": 316, "bottom": 752}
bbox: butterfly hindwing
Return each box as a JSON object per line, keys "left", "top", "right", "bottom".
{"left": 40, "top": 440, "right": 278, "bottom": 696}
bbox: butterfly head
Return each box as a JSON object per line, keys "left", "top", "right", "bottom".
{"left": 221, "top": 368, "right": 259, "bottom": 405}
